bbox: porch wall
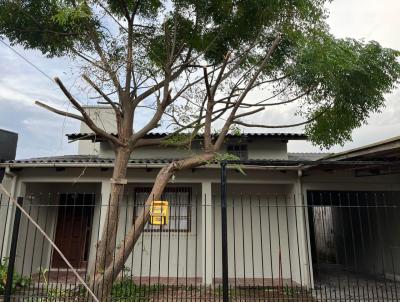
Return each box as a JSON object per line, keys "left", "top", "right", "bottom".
{"left": 15, "top": 196, "right": 58, "bottom": 276}
{"left": 93, "top": 182, "right": 303, "bottom": 284}
{"left": 87, "top": 183, "right": 203, "bottom": 281}
{"left": 6, "top": 177, "right": 310, "bottom": 286}
{"left": 10, "top": 167, "right": 400, "bottom": 287}
{"left": 211, "top": 183, "right": 307, "bottom": 285}
{"left": 14, "top": 183, "right": 101, "bottom": 276}
{"left": 0, "top": 176, "right": 14, "bottom": 258}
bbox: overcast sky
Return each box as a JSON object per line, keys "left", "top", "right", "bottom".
{"left": 0, "top": 0, "right": 399, "bottom": 159}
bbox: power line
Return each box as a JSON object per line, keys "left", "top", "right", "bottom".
{"left": 0, "top": 38, "right": 79, "bottom": 156}
{"left": 0, "top": 39, "right": 54, "bottom": 82}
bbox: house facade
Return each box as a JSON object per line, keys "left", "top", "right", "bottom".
{"left": 1, "top": 106, "right": 400, "bottom": 296}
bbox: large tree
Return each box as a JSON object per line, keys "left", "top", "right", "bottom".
{"left": 1, "top": 0, "right": 399, "bottom": 299}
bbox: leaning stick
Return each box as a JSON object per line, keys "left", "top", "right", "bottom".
{"left": 0, "top": 184, "right": 99, "bottom": 302}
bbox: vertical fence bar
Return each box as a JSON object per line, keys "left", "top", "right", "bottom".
{"left": 4, "top": 197, "right": 23, "bottom": 302}
{"left": 220, "top": 162, "right": 229, "bottom": 302}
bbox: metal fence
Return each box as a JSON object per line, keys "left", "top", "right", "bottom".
{"left": 0, "top": 189, "right": 400, "bottom": 301}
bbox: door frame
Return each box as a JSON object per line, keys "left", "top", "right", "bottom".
{"left": 51, "top": 193, "right": 95, "bottom": 268}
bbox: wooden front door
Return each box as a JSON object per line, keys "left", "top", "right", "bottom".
{"left": 52, "top": 194, "right": 94, "bottom": 268}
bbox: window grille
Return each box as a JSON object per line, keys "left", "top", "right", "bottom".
{"left": 134, "top": 187, "right": 191, "bottom": 232}
{"left": 227, "top": 144, "right": 248, "bottom": 160}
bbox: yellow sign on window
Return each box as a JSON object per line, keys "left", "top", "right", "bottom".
{"left": 150, "top": 201, "right": 169, "bottom": 225}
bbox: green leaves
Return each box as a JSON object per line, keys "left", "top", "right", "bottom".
{"left": 0, "top": 0, "right": 95, "bottom": 57}
{"left": 52, "top": 2, "right": 92, "bottom": 27}
{"left": 0, "top": 0, "right": 328, "bottom": 61}
{"left": 285, "top": 32, "right": 400, "bottom": 148}
{"left": 160, "top": 133, "right": 193, "bottom": 147}
{"left": 107, "top": 0, "right": 163, "bottom": 19}
{"left": 0, "top": 0, "right": 399, "bottom": 149}
{"left": 0, "top": 258, "right": 31, "bottom": 295}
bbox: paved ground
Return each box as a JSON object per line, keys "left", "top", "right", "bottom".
{"left": 313, "top": 264, "right": 400, "bottom": 301}
{"left": 11, "top": 266, "right": 400, "bottom": 301}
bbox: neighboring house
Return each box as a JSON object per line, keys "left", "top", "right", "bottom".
{"left": 0, "top": 129, "right": 18, "bottom": 182}
{"left": 0, "top": 106, "right": 399, "bottom": 293}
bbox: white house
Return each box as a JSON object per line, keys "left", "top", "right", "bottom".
{"left": 1, "top": 106, "right": 400, "bottom": 298}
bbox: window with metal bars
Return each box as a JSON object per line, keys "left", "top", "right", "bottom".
{"left": 227, "top": 144, "right": 248, "bottom": 160}
{"left": 133, "top": 187, "right": 191, "bottom": 232}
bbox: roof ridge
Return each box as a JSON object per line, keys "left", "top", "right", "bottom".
{"left": 66, "top": 132, "right": 308, "bottom": 141}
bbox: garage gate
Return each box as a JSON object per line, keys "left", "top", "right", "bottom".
{"left": 308, "top": 190, "right": 400, "bottom": 301}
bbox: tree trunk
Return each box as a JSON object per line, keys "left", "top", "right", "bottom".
{"left": 89, "top": 153, "right": 214, "bottom": 301}
{"left": 89, "top": 147, "right": 130, "bottom": 301}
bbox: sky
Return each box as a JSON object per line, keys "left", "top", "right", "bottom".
{"left": 0, "top": 0, "right": 399, "bottom": 159}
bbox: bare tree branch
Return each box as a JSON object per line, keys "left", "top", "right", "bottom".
{"left": 234, "top": 108, "right": 328, "bottom": 128}
{"left": 54, "top": 77, "right": 125, "bottom": 147}
{"left": 252, "top": 80, "right": 295, "bottom": 105}
{"left": 35, "top": 101, "right": 85, "bottom": 121}
{"left": 82, "top": 75, "right": 122, "bottom": 117}
{"left": 129, "top": 67, "right": 174, "bottom": 147}
{"left": 87, "top": 26, "right": 122, "bottom": 95}
{"left": 214, "top": 34, "right": 282, "bottom": 149}
{"left": 71, "top": 48, "right": 107, "bottom": 72}
{"left": 234, "top": 118, "right": 314, "bottom": 129}
{"left": 233, "top": 107, "right": 265, "bottom": 119}
{"left": 219, "top": 90, "right": 310, "bottom": 108}
{"left": 134, "top": 66, "right": 185, "bottom": 104}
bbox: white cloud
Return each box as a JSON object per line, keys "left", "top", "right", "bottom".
{"left": 327, "top": 0, "right": 400, "bottom": 49}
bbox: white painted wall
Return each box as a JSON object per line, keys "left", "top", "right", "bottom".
{"left": 13, "top": 183, "right": 101, "bottom": 276}
{"left": 98, "top": 138, "right": 289, "bottom": 160}
{"left": 99, "top": 140, "right": 203, "bottom": 159}
{"left": 14, "top": 194, "right": 58, "bottom": 276}
{"left": 115, "top": 183, "right": 203, "bottom": 280}
{"left": 75, "top": 105, "right": 290, "bottom": 159}
{"left": 247, "top": 139, "right": 288, "bottom": 160}
{"left": 211, "top": 183, "right": 309, "bottom": 286}
{"left": 0, "top": 175, "right": 16, "bottom": 259}
{"left": 78, "top": 106, "right": 116, "bottom": 155}
{"left": 4, "top": 166, "right": 400, "bottom": 287}
{"left": 85, "top": 183, "right": 204, "bottom": 280}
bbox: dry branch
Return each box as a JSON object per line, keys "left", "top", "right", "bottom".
{"left": 35, "top": 101, "right": 85, "bottom": 121}
{"left": 54, "top": 77, "right": 125, "bottom": 147}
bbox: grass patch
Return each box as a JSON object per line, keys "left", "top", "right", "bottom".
{"left": 111, "top": 280, "right": 161, "bottom": 301}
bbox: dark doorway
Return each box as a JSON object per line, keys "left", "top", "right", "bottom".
{"left": 307, "top": 190, "right": 400, "bottom": 275}
{"left": 52, "top": 193, "right": 94, "bottom": 268}
{"left": 306, "top": 190, "right": 400, "bottom": 300}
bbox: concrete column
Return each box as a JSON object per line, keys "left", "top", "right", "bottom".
{"left": 295, "top": 175, "right": 314, "bottom": 288}
{"left": 2, "top": 179, "right": 25, "bottom": 258}
{"left": 98, "top": 179, "right": 111, "bottom": 236}
{"left": 87, "top": 180, "right": 111, "bottom": 272}
{"left": 201, "top": 181, "right": 213, "bottom": 285}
